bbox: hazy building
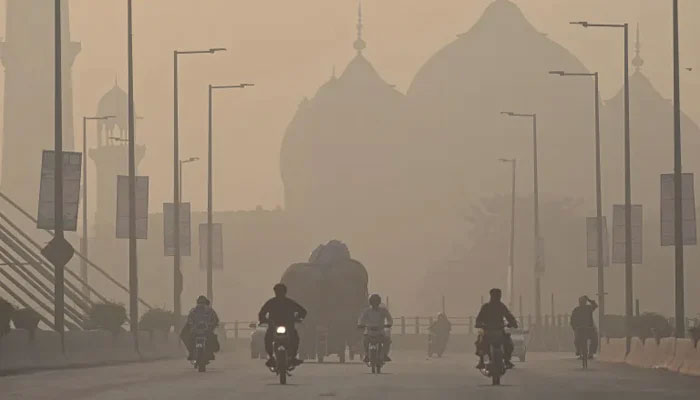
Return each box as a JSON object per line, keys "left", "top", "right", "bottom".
{"left": 0, "top": 0, "right": 79, "bottom": 210}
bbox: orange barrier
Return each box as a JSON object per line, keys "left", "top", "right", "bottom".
{"left": 654, "top": 337, "right": 676, "bottom": 370}
{"left": 600, "top": 338, "right": 626, "bottom": 363}
{"left": 679, "top": 341, "right": 700, "bottom": 377}
{"left": 668, "top": 338, "right": 694, "bottom": 373}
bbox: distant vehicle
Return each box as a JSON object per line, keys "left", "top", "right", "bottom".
{"left": 250, "top": 322, "right": 267, "bottom": 359}
{"left": 510, "top": 328, "right": 529, "bottom": 362}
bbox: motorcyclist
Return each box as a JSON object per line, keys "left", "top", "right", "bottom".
{"left": 182, "top": 295, "right": 220, "bottom": 361}
{"left": 428, "top": 312, "right": 452, "bottom": 357}
{"left": 571, "top": 295, "right": 599, "bottom": 358}
{"left": 475, "top": 288, "right": 518, "bottom": 370}
{"left": 357, "top": 294, "right": 393, "bottom": 363}
{"left": 258, "top": 283, "right": 307, "bottom": 368}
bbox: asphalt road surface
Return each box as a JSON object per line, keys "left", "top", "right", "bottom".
{"left": 4, "top": 351, "right": 700, "bottom": 400}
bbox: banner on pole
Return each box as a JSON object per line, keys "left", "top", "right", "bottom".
{"left": 660, "top": 173, "right": 696, "bottom": 246}
{"left": 37, "top": 150, "right": 82, "bottom": 231}
{"left": 586, "top": 216, "right": 609, "bottom": 267}
{"left": 116, "top": 176, "right": 149, "bottom": 239}
{"left": 612, "top": 204, "right": 643, "bottom": 264}
{"left": 163, "top": 202, "right": 191, "bottom": 256}
{"left": 198, "top": 223, "right": 223, "bottom": 270}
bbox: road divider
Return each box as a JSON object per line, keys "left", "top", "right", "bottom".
{"left": 600, "top": 336, "right": 700, "bottom": 378}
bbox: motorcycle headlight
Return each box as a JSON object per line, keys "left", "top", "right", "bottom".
{"left": 276, "top": 326, "right": 287, "bottom": 334}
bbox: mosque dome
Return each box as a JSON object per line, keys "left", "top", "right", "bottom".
{"left": 405, "top": 0, "right": 595, "bottom": 199}
{"left": 280, "top": 4, "right": 406, "bottom": 235}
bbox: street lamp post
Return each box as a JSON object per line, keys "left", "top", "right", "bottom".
{"left": 501, "top": 112, "right": 541, "bottom": 327}
{"left": 81, "top": 115, "right": 114, "bottom": 300}
{"left": 549, "top": 70, "right": 605, "bottom": 335}
{"left": 499, "top": 158, "right": 517, "bottom": 310}
{"left": 672, "top": 0, "right": 685, "bottom": 339}
{"left": 179, "top": 157, "right": 200, "bottom": 202}
{"left": 207, "top": 83, "right": 253, "bottom": 303}
{"left": 173, "top": 48, "right": 225, "bottom": 322}
{"left": 571, "top": 20, "right": 633, "bottom": 352}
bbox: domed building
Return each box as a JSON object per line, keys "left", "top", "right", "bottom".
{"left": 280, "top": 5, "right": 407, "bottom": 244}
{"left": 406, "top": 0, "right": 596, "bottom": 205}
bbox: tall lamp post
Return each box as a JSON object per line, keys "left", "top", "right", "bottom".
{"left": 501, "top": 112, "right": 541, "bottom": 327}
{"left": 173, "top": 48, "right": 225, "bottom": 322}
{"left": 179, "top": 157, "right": 200, "bottom": 201}
{"left": 548, "top": 70, "right": 605, "bottom": 334}
{"left": 207, "top": 83, "right": 253, "bottom": 303}
{"left": 571, "top": 20, "right": 633, "bottom": 352}
{"left": 499, "top": 158, "right": 517, "bottom": 310}
{"left": 81, "top": 115, "right": 115, "bottom": 300}
{"left": 671, "top": 0, "right": 685, "bottom": 338}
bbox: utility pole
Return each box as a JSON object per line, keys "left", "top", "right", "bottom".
{"left": 127, "top": 0, "right": 139, "bottom": 349}
{"left": 499, "top": 158, "right": 517, "bottom": 309}
{"left": 672, "top": 0, "right": 685, "bottom": 338}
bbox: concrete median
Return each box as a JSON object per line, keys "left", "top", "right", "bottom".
{"left": 625, "top": 337, "right": 646, "bottom": 368}
{"left": 679, "top": 341, "right": 700, "bottom": 377}
{"left": 669, "top": 339, "right": 694, "bottom": 373}
{"left": 600, "top": 338, "right": 626, "bottom": 363}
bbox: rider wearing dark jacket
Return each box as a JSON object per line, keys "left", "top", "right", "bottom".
{"left": 258, "top": 283, "right": 307, "bottom": 367}
{"left": 475, "top": 288, "right": 518, "bottom": 369}
{"left": 571, "top": 296, "right": 599, "bottom": 357}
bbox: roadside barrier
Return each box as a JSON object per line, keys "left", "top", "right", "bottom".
{"left": 600, "top": 338, "right": 626, "bottom": 363}
{"left": 679, "top": 342, "right": 700, "bottom": 377}
{"left": 654, "top": 337, "right": 676, "bottom": 370}
{"left": 669, "top": 339, "right": 695, "bottom": 373}
{"left": 625, "top": 337, "right": 646, "bottom": 368}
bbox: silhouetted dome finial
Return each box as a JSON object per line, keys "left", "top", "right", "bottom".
{"left": 353, "top": 2, "right": 366, "bottom": 54}
{"left": 632, "top": 22, "right": 644, "bottom": 72}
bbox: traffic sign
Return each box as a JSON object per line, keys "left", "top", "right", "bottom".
{"left": 163, "top": 202, "right": 191, "bottom": 256}
{"left": 37, "top": 150, "right": 82, "bottom": 231}
{"left": 660, "top": 173, "right": 696, "bottom": 246}
{"left": 586, "top": 216, "right": 610, "bottom": 267}
{"left": 199, "top": 223, "right": 223, "bottom": 270}
{"left": 612, "top": 204, "right": 643, "bottom": 264}
{"left": 116, "top": 175, "right": 150, "bottom": 239}
{"left": 41, "top": 236, "right": 75, "bottom": 267}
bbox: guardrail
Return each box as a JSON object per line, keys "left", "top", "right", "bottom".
{"left": 222, "top": 314, "right": 572, "bottom": 339}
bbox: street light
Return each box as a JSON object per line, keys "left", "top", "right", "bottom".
{"left": 571, "top": 19, "right": 634, "bottom": 353}
{"left": 548, "top": 70, "right": 606, "bottom": 335}
{"left": 501, "top": 111, "right": 541, "bottom": 327}
{"left": 672, "top": 0, "right": 685, "bottom": 338}
{"left": 499, "top": 158, "right": 516, "bottom": 310}
{"left": 179, "top": 157, "right": 200, "bottom": 201}
{"left": 207, "top": 82, "right": 254, "bottom": 303}
{"left": 173, "top": 47, "right": 226, "bottom": 323}
{"left": 81, "top": 115, "right": 115, "bottom": 300}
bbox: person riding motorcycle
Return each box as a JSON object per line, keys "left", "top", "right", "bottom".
{"left": 475, "top": 288, "right": 518, "bottom": 370}
{"left": 428, "top": 312, "right": 452, "bottom": 356}
{"left": 182, "top": 295, "right": 220, "bottom": 361}
{"left": 357, "top": 294, "right": 393, "bottom": 363}
{"left": 258, "top": 283, "right": 307, "bottom": 368}
{"left": 571, "top": 295, "right": 599, "bottom": 358}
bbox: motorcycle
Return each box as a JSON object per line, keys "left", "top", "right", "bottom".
{"left": 268, "top": 319, "right": 302, "bottom": 385}
{"left": 363, "top": 325, "right": 390, "bottom": 374}
{"left": 191, "top": 322, "right": 211, "bottom": 373}
{"left": 480, "top": 329, "right": 507, "bottom": 385}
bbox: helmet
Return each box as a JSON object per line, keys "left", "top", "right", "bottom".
{"left": 273, "top": 283, "right": 287, "bottom": 297}
{"left": 197, "top": 295, "right": 210, "bottom": 305}
{"left": 489, "top": 288, "right": 502, "bottom": 300}
{"left": 369, "top": 294, "right": 381, "bottom": 307}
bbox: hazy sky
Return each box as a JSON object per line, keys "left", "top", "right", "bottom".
{"left": 1, "top": 0, "right": 699, "bottom": 213}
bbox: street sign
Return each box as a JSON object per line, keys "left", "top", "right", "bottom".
{"left": 163, "top": 202, "right": 191, "bottom": 256}
{"left": 41, "top": 236, "right": 75, "bottom": 267}
{"left": 535, "top": 237, "right": 545, "bottom": 276}
{"left": 612, "top": 204, "right": 643, "bottom": 264}
{"left": 586, "top": 216, "right": 610, "bottom": 267}
{"left": 116, "top": 176, "right": 150, "bottom": 239}
{"left": 37, "top": 150, "right": 82, "bottom": 231}
{"left": 660, "top": 173, "right": 696, "bottom": 246}
{"left": 198, "top": 223, "right": 223, "bottom": 270}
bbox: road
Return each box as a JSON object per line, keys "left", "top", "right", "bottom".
{"left": 3, "top": 350, "right": 700, "bottom": 399}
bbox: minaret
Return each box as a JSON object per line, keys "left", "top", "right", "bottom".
{"left": 632, "top": 23, "right": 644, "bottom": 73}
{"left": 354, "top": 2, "right": 366, "bottom": 55}
{"left": 0, "top": 0, "right": 80, "bottom": 210}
